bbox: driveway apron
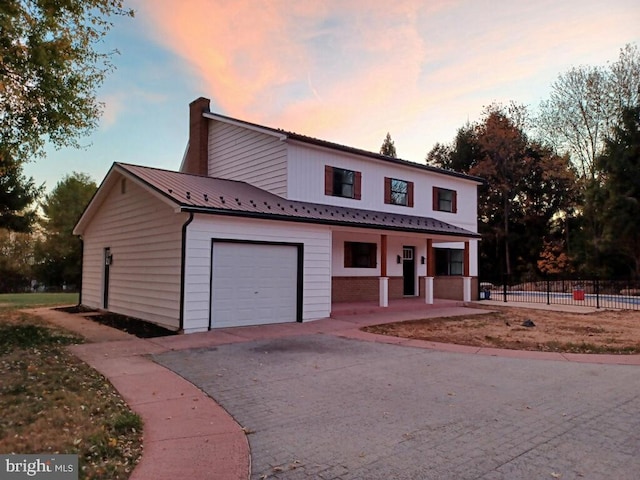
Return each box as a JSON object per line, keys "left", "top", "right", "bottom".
{"left": 153, "top": 334, "right": 640, "bottom": 480}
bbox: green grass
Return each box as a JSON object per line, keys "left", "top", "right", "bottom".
{"left": 0, "top": 292, "right": 79, "bottom": 308}
{"left": 0, "top": 323, "right": 78, "bottom": 354}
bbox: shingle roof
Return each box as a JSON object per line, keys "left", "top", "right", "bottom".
{"left": 203, "top": 112, "right": 485, "bottom": 184}
{"left": 117, "top": 163, "right": 480, "bottom": 239}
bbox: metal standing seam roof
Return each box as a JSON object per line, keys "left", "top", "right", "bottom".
{"left": 117, "top": 163, "right": 480, "bottom": 239}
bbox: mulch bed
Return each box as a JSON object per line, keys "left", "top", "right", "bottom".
{"left": 55, "top": 306, "right": 178, "bottom": 338}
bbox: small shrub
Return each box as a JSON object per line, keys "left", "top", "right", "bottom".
{"left": 112, "top": 412, "right": 143, "bottom": 435}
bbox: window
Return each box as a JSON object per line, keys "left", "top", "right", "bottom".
{"left": 344, "top": 242, "right": 377, "bottom": 268}
{"left": 433, "top": 187, "right": 457, "bottom": 213}
{"left": 325, "top": 166, "right": 362, "bottom": 199}
{"left": 435, "top": 248, "right": 463, "bottom": 276}
{"left": 334, "top": 168, "right": 354, "bottom": 198}
{"left": 384, "top": 177, "right": 414, "bottom": 207}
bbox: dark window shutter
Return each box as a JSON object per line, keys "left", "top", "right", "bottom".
{"left": 325, "top": 165, "right": 333, "bottom": 196}
{"left": 452, "top": 190, "right": 457, "bottom": 213}
{"left": 344, "top": 242, "right": 353, "bottom": 267}
{"left": 432, "top": 186, "right": 439, "bottom": 211}
{"left": 384, "top": 177, "right": 391, "bottom": 204}
{"left": 354, "top": 171, "right": 362, "bottom": 200}
{"left": 407, "top": 181, "right": 414, "bottom": 207}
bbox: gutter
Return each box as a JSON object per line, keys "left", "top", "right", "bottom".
{"left": 179, "top": 206, "right": 482, "bottom": 240}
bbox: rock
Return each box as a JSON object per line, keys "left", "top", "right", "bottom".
{"left": 521, "top": 319, "right": 536, "bottom": 328}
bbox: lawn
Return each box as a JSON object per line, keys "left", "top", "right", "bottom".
{"left": 0, "top": 292, "right": 79, "bottom": 308}
{"left": 0, "top": 295, "right": 142, "bottom": 479}
{"left": 363, "top": 305, "right": 640, "bottom": 354}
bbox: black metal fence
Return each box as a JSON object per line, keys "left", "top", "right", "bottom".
{"left": 479, "top": 276, "right": 640, "bottom": 311}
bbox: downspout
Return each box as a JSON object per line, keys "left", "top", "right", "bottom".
{"left": 179, "top": 212, "right": 195, "bottom": 332}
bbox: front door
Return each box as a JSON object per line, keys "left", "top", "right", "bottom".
{"left": 103, "top": 247, "right": 111, "bottom": 309}
{"left": 403, "top": 246, "right": 415, "bottom": 295}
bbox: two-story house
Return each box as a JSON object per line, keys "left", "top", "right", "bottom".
{"left": 74, "top": 97, "right": 483, "bottom": 333}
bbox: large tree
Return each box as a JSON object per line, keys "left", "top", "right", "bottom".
{"left": 471, "top": 105, "right": 530, "bottom": 276}
{"left": 34, "top": 172, "right": 97, "bottom": 288}
{"left": 1, "top": 0, "right": 134, "bottom": 161}
{"left": 0, "top": 1, "right": 133, "bottom": 231}
{"left": 428, "top": 103, "right": 578, "bottom": 280}
{"left": 537, "top": 43, "right": 640, "bottom": 180}
{"left": 597, "top": 104, "right": 640, "bottom": 277}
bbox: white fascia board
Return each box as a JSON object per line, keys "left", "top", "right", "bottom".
{"left": 202, "top": 112, "right": 288, "bottom": 141}
{"left": 178, "top": 141, "right": 189, "bottom": 172}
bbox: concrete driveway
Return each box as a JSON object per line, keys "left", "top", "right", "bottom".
{"left": 154, "top": 333, "right": 640, "bottom": 480}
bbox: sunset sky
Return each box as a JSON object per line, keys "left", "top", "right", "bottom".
{"left": 24, "top": 0, "right": 640, "bottom": 192}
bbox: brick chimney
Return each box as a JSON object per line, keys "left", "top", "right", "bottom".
{"left": 181, "top": 97, "right": 210, "bottom": 176}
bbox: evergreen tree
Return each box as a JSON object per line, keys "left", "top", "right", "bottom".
{"left": 34, "top": 172, "right": 97, "bottom": 288}
{"left": 597, "top": 105, "right": 640, "bottom": 277}
{"left": 0, "top": 155, "right": 41, "bottom": 232}
{"left": 380, "top": 132, "right": 397, "bottom": 157}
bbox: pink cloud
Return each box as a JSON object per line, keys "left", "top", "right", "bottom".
{"left": 133, "top": 0, "right": 640, "bottom": 160}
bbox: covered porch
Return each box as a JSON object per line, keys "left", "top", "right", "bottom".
{"left": 330, "top": 228, "right": 480, "bottom": 311}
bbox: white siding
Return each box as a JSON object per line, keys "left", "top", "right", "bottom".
{"left": 331, "top": 230, "right": 430, "bottom": 278}
{"left": 286, "top": 141, "right": 479, "bottom": 233}
{"left": 208, "top": 121, "right": 288, "bottom": 196}
{"left": 80, "top": 176, "right": 187, "bottom": 329}
{"left": 183, "top": 215, "right": 331, "bottom": 333}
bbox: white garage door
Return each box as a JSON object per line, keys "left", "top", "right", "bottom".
{"left": 211, "top": 242, "right": 299, "bottom": 328}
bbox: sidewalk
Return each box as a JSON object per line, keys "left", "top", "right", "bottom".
{"left": 473, "top": 299, "right": 600, "bottom": 314}
{"left": 29, "top": 307, "right": 250, "bottom": 480}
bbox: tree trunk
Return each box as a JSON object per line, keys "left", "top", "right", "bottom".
{"left": 504, "top": 195, "right": 511, "bottom": 276}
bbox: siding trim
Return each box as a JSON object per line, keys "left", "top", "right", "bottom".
{"left": 407, "top": 181, "right": 414, "bottom": 208}
{"left": 78, "top": 237, "right": 84, "bottom": 306}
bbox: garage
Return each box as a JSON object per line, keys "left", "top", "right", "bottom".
{"left": 210, "top": 241, "right": 302, "bottom": 328}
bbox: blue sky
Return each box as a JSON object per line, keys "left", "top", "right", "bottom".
{"left": 24, "top": 0, "right": 640, "bottom": 192}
